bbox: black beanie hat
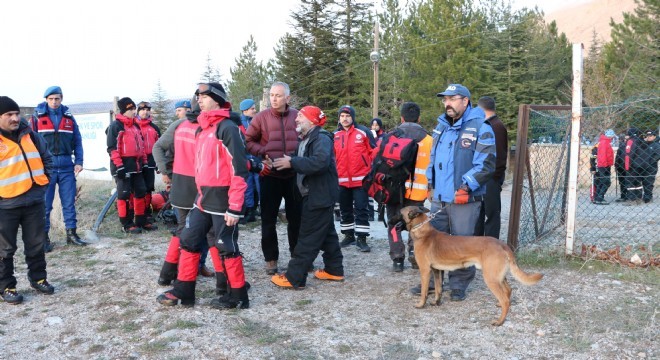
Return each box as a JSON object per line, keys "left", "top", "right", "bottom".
{"left": 371, "top": 117, "right": 383, "bottom": 128}
{"left": 627, "top": 127, "right": 639, "bottom": 137}
{"left": 338, "top": 105, "right": 356, "bottom": 121}
{"left": 197, "top": 82, "right": 227, "bottom": 106}
{"left": 0, "top": 96, "right": 20, "bottom": 115}
{"left": 117, "top": 97, "right": 136, "bottom": 114}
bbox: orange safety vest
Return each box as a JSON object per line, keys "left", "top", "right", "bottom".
{"left": 405, "top": 134, "right": 432, "bottom": 201}
{"left": 0, "top": 133, "right": 49, "bottom": 198}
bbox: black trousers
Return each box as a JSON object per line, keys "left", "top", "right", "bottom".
{"left": 259, "top": 176, "right": 302, "bottom": 262}
{"left": 0, "top": 202, "right": 48, "bottom": 290}
{"left": 386, "top": 199, "right": 424, "bottom": 261}
{"left": 285, "top": 198, "right": 343, "bottom": 288}
{"left": 338, "top": 186, "right": 370, "bottom": 237}
{"left": 625, "top": 168, "right": 643, "bottom": 201}
{"left": 615, "top": 166, "right": 627, "bottom": 199}
{"left": 594, "top": 167, "right": 612, "bottom": 202}
{"left": 475, "top": 178, "right": 503, "bottom": 239}
{"left": 641, "top": 167, "right": 658, "bottom": 202}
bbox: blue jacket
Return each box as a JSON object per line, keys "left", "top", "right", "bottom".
{"left": 426, "top": 106, "right": 496, "bottom": 202}
{"left": 32, "top": 102, "right": 83, "bottom": 171}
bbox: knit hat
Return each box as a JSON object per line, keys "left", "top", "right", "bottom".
{"left": 371, "top": 118, "right": 383, "bottom": 128}
{"left": 196, "top": 82, "right": 227, "bottom": 106}
{"left": 117, "top": 97, "right": 136, "bottom": 114}
{"left": 43, "top": 86, "right": 62, "bottom": 98}
{"left": 239, "top": 99, "right": 255, "bottom": 111}
{"left": 299, "top": 106, "right": 326, "bottom": 126}
{"left": 137, "top": 101, "right": 151, "bottom": 110}
{"left": 437, "top": 84, "right": 471, "bottom": 99}
{"left": 604, "top": 129, "right": 615, "bottom": 138}
{"left": 175, "top": 100, "right": 191, "bottom": 109}
{"left": 338, "top": 105, "right": 356, "bottom": 121}
{"left": 627, "top": 127, "right": 639, "bottom": 137}
{"left": 0, "top": 96, "right": 20, "bottom": 115}
{"left": 646, "top": 130, "right": 657, "bottom": 136}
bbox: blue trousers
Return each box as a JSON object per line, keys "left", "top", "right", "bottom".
{"left": 338, "top": 186, "right": 370, "bottom": 237}
{"left": 245, "top": 172, "right": 261, "bottom": 208}
{"left": 44, "top": 169, "right": 77, "bottom": 232}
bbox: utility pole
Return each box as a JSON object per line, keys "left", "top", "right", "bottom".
{"left": 370, "top": 20, "right": 380, "bottom": 119}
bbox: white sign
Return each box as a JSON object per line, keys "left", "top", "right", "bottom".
{"left": 75, "top": 113, "right": 112, "bottom": 181}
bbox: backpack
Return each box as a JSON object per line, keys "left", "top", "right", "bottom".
{"left": 363, "top": 128, "right": 418, "bottom": 205}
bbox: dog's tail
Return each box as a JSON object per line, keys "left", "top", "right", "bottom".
{"left": 507, "top": 249, "right": 543, "bottom": 285}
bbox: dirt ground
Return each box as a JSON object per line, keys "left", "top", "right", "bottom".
{"left": 0, "top": 180, "right": 657, "bottom": 359}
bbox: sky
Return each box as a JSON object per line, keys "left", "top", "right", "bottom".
{"left": 2, "top": 0, "right": 589, "bottom": 106}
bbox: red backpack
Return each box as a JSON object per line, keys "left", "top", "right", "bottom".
{"left": 362, "top": 128, "right": 418, "bottom": 205}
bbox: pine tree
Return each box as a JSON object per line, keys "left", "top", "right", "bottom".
{"left": 200, "top": 53, "right": 225, "bottom": 85}
{"left": 227, "top": 35, "right": 268, "bottom": 108}
{"left": 150, "top": 80, "right": 172, "bottom": 130}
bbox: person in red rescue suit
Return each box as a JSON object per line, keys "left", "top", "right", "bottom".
{"left": 334, "top": 105, "right": 376, "bottom": 252}
{"left": 135, "top": 101, "right": 161, "bottom": 226}
{"left": 245, "top": 81, "right": 302, "bottom": 276}
{"left": 270, "top": 105, "right": 345, "bottom": 289}
{"left": 157, "top": 83, "right": 250, "bottom": 309}
{"left": 152, "top": 98, "right": 215, "bottom": 289}
{"left": 0, "top": 96, "right": 55, "bottom": 305}
{"left": 386, "top": 102, "right": 433, "bottom": 273}
{"left": 31, "top": 86, "right": 87, "bottom": 252}
{"left": 106, "top": 97, "right": 155, "bottom": 233}
{"left": 590, "top": 129, "right": 615, "bottom": 204}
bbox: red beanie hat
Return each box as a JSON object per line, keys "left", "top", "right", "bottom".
{"left": 299, "top": 106, "right": 326, "bottom": 126}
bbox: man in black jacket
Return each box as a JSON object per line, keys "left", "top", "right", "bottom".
{"left": 641, "top": 130, "right": 659, "bottom": 203}
{"left": 271, "top": 106, "right": 344, "bottom": 289}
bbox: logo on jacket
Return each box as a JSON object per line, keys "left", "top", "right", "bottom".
{"left": 356, "top": 134, "right": 363, "bottom": 140}
{"left": 460, "top": 138, "right": 473, "bottom": 148}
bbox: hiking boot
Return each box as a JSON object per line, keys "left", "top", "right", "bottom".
{"left": 157, "top": 277, "right": 172, "bottom": 286}
{"left": 142, "top": 222, "right": 158, "bottom": 231}
{"left": 265, "top": 260, "right": 278, "bottom": 275}
{"left": 393, "top": 259, "right": 404, "bottom": 272}
{"left": 210, "top": 286, "right": 249, "bottom": 309}
{"left": 122, "top": 224, "right": 142, "bottom": 234}
{"left": 1, "top": 288, "right": 23, "bottom": 305}
{"left": 43, "top": 233, "right": 54, "bottom": 253}
{"left": 245, "top": 207, "right": 257, "bottom": 223}
{"left": 29, "top": 278, "right": 55, "bottom": 295}
{"left": 450, "top": 289, "right": 466, "bottom": 301}
{"left": 410, "top": 278, "right": 436, "bottom": 296}
{"left": 199, "top": 265, "right": 214, "bottom": 278}
{"left": 356, "top": 236, "right": 371, "bottom": 252}
{"left": 271, "top": 274, "right": 304, "bottom": 289}
{"left": 314, "top": 269, "right": 344, "bottom": 282}
{"left": 340, "top": 234, "right": 356, "bottom": 247}
{"left": 66, "top": 228, "right": 87, "bottom": 246}
{"left": 156, "top": 290, "right": 194, "bottom": 307}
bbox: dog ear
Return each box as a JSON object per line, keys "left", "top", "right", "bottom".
{"left": 388, "top": 213, "right": 402, "bottom": 226}
{"left": 408, "top": 208, "right": 420, "bottom": 220}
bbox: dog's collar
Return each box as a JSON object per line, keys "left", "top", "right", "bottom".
{"left": 408, "top": 208, "right": 443, "bottom": 231}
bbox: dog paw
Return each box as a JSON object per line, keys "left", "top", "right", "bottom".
{"left": 414, "top": 303, "right": 426, "bottom": 309}
{"left": 431, "top": 300, "right": 442, "bottom": 306}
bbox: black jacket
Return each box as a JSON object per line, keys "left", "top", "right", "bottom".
{"left": 290, "top": 126, "right": 339, "bottom": 209}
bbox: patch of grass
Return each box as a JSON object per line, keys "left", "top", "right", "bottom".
{"left": 295, "top": 299, "right": 312, "bottom": 306}
{"left": 338, "top": 344, "right": 352, "bottom": 354}
{"left": 167, "top": 320, "right": 201, "bottom": 330}
{"left": 36, "top": 345, "right": 46, "bottom": 351}
{"left": 84, "top": 259, "right": 101, "bottom": 267}
{"left": 380, "top": 342, "right": 418, "bottom": 360}
{"left": 140, "top": 338, "right": 173, "bottom": 353}
{"left": 233, "top": 317, "right": 286, "bottom": 345}
{"left": 121, "top": 322, "right": 140, "bottom": 333}
{"left": 61, "top": 278, "right": 91, "bottom": 288}
{"left": 87, "top": 344, "right": 105, "bottom": 354}
{"left": 122, "top": 240, "right": 140, "bottom": 248}
{"left": 274, "top": 343, "right": 314, "bottom": 360}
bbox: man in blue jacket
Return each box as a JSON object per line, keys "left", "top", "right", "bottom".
{"left": 422, "top": 84, "right": 496, "bottom": 301}
{"left": 31, "top": 86, "right": 86, "bottom": 252}
{"left": 239, "top": 98, "right": 260, "bottom": 223}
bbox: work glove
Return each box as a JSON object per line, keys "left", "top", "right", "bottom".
{"left": 248, "top": 158, "right": 264, "bottom": 174}
{"left": 115, "top": 166, "right": 127, "bottom": 179}
{"left": 454, "top": 184, "right": 470, "bottom": 204}
{"left": 259, "top": 162, "right": 272, "bottom": 177}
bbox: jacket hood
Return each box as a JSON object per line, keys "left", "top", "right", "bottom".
{"left": 115, "top": 113, "right": 136, "bottom": 127}
{"left": 229, "top": 111, "right": 242, "bottom": 127}
{"left": 35, "top": 102, "right": 70, "bottom": 116}
{"left": 438, "top": 105, "right": 484, "bottom": 127}
{"left": 197, "top": 107, "right": 231, "bottom": 130}
{"left": 136, "top": 117, "right": 153, "bottom": 126}
{"left": 399, "top": 122, "right": 429, "bottom": 142}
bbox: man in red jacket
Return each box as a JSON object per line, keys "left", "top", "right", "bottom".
{"left": 245, "top": 82, "right": 301, "bottom": 275}
{"left": 592, "top": 129, "right": 615, "bottom": 205}
{"left": 157, "top": 83, "right": 249, "bottom": 309}
{"left": 334, "top": 105, "right": 375, "bottom": 252}
{"left": 135, "top": 101, "right": 161, "bottom": 226}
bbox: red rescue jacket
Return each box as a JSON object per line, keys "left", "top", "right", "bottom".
{"left": 334, "top": 124, "right": 373, "bottom": 188}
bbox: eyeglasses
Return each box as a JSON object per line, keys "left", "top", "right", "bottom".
{"left": 441, "top": 96, "right": 465, "bottom": 104}
{"left": 196, "top": 83, "right": 227, "bottom": 101}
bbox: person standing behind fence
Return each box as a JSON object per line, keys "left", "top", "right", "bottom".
{"left": 623, "top": 128, "right": 645, "bottom": 205}
{"left": 614, "top": 132, "right": 629, "bottom": 202}
{"left": 641, "top": 130, "right": 659, "bottom": 203}
{"left": 270, "top": 106, "right": 345, "bottom": 289}
{"left": 107, "top": 97, "right": 150, "bottom": 233}
{"left": 239, "top": 99, "right": 260, "bottom": 224}
{"left": 0, "top": 96, "right": 55, "bottom": 304}
{"left": 591, "top": 129, "right": 615, "bottom": 205}
{"left": 136, "top": 101, "right": 160, "bottom": 228}
{"left": 245, "top": 82, "right": 301, "bottom": 276}
{"left": 31, "top": 86, "right": 86, "bottom": 252}
{"left": 475, "top": 96, "right": 508, "bottom": 238}
{"left": 423, "top": 84, "right": 495, "bottom": 302}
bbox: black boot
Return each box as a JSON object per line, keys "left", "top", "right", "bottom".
{"left": 340, "top": 233, "right": 356, "bottom": 247}
{"left": 215, "top": 272, "right": 228, "bottom": 296}
{"left": 158, "top": 261, "right": 178, "bottom": 286}
{"left": 157, "top": 280, "right": 195, "bottom": 307}
{"left": 356, "top": 235, "right": 371, "bottom": 252}
{"left": 210, "top": 286, "right": 249, "bottom": 309}
{"left": 66, "top": 228, "right": 87, "bottom": 246}
{"left": 245, "top": 207, "right": 257, "bottom": 223}
{"left": 43, "top": 233, "right": 54, "bottom": 253}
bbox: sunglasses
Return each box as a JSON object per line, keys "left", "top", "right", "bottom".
{"left": 196, "top": 83, "right": 226, "bottom": 101}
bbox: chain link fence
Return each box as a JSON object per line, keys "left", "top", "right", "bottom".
{"left": 508, "top": 95, "right": 659, "bottom": 254}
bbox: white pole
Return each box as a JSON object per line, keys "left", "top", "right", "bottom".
{"left": 565, "top": 43, "right": 584, "bottom": 255}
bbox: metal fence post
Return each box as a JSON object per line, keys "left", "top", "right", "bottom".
{"left": 565, "top": 44, "right": 584, "bottom": 255}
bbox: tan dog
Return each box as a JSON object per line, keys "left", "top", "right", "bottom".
{"left": 398, "top": 206, "right": 543, "bottom": 326}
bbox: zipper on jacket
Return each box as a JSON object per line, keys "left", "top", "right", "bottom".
{"left": 280, "top": 113, "right": 286, "bottom": 156}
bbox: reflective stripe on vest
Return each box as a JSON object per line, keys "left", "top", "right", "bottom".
{"left": 405, "top": 135, "right": 432, "bottom": 201}
{"left": 0, "top": 133, "right": 49, "bottom": 198}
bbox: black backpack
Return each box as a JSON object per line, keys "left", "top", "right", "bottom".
{"left": 363, "top": 128, "right": 418, "bottom": 205}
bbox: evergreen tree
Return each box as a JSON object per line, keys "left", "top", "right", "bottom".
{"left": 603, "top": 0, "right": 659, "bottom": 99}
{"left": 227, "top": 35, "right": 268, "bottom": 108}
{"left": 200, "top": 53, "right": 225, "bottom": 85}
{"left": 150, "top": 80, "right": 172, "bottom": 129}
